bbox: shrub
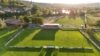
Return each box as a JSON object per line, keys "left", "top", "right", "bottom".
{"left": 96, "top": 20, "right": 100, "bottom": 26}
{"left": 32, "top": 17, "right": 43, "bottom": 25}
{"left": 0, "top": 19, "right": 6, "bottom": 29}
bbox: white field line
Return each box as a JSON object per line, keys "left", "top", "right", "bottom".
{"left": 4, "top": 29, "right": 24, "bottom": 46}
{"left": 0, "top": 30, "right": 17, "bottom": 38}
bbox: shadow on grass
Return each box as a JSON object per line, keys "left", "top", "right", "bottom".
{"left": 59, "top": 48, "right": 94, "bottom": 53}
{"left": 33, "top": 29, "right": 58, "bottom": 40}
{"left": 7, "top": 47, "right": 41, "bottom": 52}
{"left": 9, "top": 28, "right": 35, "bottom": 46}
{"left": 45, "top": 48, "right": 54, "bottom": 56}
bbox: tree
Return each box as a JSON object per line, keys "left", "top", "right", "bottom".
{"left": 0, "top": 19, "right": 6, "bottom": 29}
{"left": 0, "top": 22, "right": 2, "bottom": 27}
{"left": 86, "top": 15, "right": 97, "bottom": 26}
{"left": 42, "top": 8, "right": 50, "bottom": 16}
{"left": 68, "top": 9, "right": 76, "bottom": 19}
{"left": 37, "top": 17, "right": 43, "bottom": 24}
{"left": 96, "top": 20, "right": 100, "bottom": 26}
{"left": 23, "top": 16, "right": 30, "bottom": 23}
{"left": 35, "top": 10, "right": 43, "bottom": 17}
{"left": 31, "top": 4, "right": 39, "bottom": 14}
{"left": 32, "top": 17, "right": 43, "bottom": 25}
{"left": 80, "top": 11, "right": 85, "bottom": 19}
{"left": 21, "top": 16, "right": 30, "bottom": 28}
{"left": 48, "top": 9, "right": 53, "bottom": 16}
{"left": 19, "top": 15, "right": 24, "bottom": 22}
{"left": 1, "top": 0, "right": 9, "bottom": 4}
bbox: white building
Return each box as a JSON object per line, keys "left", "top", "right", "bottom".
{"left": 41, "top": 23, "right": 61, "bottom": 29}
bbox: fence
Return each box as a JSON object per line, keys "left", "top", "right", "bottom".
{"left": 80, "top": 30, "right": 100, "bottom": 51}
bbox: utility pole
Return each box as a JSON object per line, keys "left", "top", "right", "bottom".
{"left": 31, "top": 0, "right": 33, "bottom": 7}
{"left": 84, "top": 10, "right": 87, "bottom": 28}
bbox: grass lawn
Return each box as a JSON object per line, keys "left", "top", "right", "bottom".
{"left": 94, "top": 32, "right": 100, "bottom": 42}
{"left": 2, "top": 48, "right": 99, "bottom": 56}
{"left": 57, "top": 52, "right": 95, "bottom": 56}
{"left": 56, "top": 17, "right": 84, "bottom": 27}
{"left": 0, "top": 28, "right": 16, "bottom": 37}
{"left": 0, "top": 28, "right": 19, "bottom": 56}
{"left": 1, "top": 28, "right": 100, "bottom": 56}
{"left": 2, "top": 51, "right": 39, "bottom": 56}
{"left": 0, "top": 28, "right": 18, "bottom": 46}
{"left": 8, "top": 28, "right": 90, "bottom": 47}
{"left": 2, "top": 46, "right": 99, "bottom": 56}
{"left": 57, "top": 45, "right": 100, "bottom": 56}
{"left": 0, "top": 29, "right": 17, "bottom": 39}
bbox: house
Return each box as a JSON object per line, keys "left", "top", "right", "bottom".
{"left": 5, "top": 19, "right": 24, "bottom": 26}
{"left": 41, "top": 23, "right": 61, "bottom": 29}
{"left": 94, "top": 13, "right": 100, "bottom": 17}
{"left": 62, "top": 9, "right": 70, "bottom": 15}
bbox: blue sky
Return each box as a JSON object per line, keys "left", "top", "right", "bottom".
{"left": 24, "top": 0, "right": 100, "bottom": 4}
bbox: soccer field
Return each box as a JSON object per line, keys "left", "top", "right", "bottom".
{"left": 8, "top": 29, "right": 90, "bottom": 47}
{"left": 1, "top": 28, "right": 100, "bottom": 56}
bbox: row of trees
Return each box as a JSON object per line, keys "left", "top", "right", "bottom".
{"left": 19, "top": 15, "right": 43, "bottom": 25}
{"left": 0, "top": 0, "right": 25, "bottom": 7}
{"left": 31, "top": 4, "right": 54, "bottom": 17}
{"left": 85, "top": 15, "right": 100, "bottom": 27}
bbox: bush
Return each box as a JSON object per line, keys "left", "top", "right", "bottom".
{"left": 0, "top": 19, "right": 6, "bottom": 29}
{"left": 86, "top": 16, "right": 97, "bottom": 26}
{"left": 85, "top": 27, "right": 92, "bottom": 33}
{"left": 32, "top": 17, "right": 43, "bottom": 25}
{"left": 96, "top": 20, "right": 100, "bottom": 26}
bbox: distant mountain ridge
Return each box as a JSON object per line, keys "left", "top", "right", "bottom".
{"left": 21, "top": 1, "right": 100, "bottom": 8}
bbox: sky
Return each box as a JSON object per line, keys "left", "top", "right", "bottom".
{"left": 24, "top": 0, "right": 100, "bottom": 4}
